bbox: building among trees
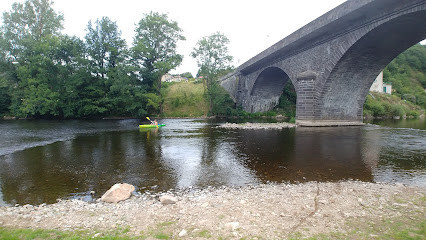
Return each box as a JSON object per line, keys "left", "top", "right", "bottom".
{"left": 161, "top": 73, "right": 188, "bottom": 83}
{"left": 370, "top": 72, "right": 392, "bottom": 94}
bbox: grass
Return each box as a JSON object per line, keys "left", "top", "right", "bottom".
{"left": 162, "top": 81, "right": 208, "bottom": 117}
{"left": 0, "top": 227, "right": 143, "bottom": 239}
{"left": 2, "top": 218, "right": 424, "bottom": 240}
{"left": 287, "top": 219, "right": 425, "bottom": 240}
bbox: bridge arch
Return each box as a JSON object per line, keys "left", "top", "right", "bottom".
{"left": 318, "top": 10, "right": 426, "bottom": 121}
{"left": 249, "top": 67, "right": 293, "bottom": 112}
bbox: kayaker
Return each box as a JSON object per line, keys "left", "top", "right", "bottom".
{"left": 151, "top": 119, "right": 158, "bottom": 127}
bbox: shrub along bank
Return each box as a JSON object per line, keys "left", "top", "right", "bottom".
{"left": 364, "top": 92, "right": 424, "bottom": 119}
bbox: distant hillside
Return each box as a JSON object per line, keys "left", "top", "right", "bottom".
{"left": 364, "top": 92, "right": 423, "bottom": 119}
{"left": 383, "top": 43, "right": 426, "bottom": 109}
{"left": 363, "top": 43, "right": 425, "bottom": 118}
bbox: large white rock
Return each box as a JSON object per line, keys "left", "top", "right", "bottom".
{"left": 100, "top": 183, "right": 135, "bottom": 203}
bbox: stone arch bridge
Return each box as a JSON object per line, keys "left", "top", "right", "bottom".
{"left": 220, "top": 0, "right": 426, "bottom": 126}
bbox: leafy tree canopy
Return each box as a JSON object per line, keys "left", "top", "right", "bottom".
{"left": 1, "top": 0, "right": 63, "bottom": 61}
{"left": 133, "top": 12, "right": 185, "bottom": 93}
{"left": 191, "top": 32, "right": 233, "bottom": 81}
{"left": 85, "top": 17, "right": 126, "bottom": 79}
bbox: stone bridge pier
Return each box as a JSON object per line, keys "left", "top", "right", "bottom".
{"left": 220, "top": 0, "right": 426, "bottom": 126}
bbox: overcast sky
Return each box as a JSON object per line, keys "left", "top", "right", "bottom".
{"left": 0, "top": 0, "right": 425, "bottom": 76}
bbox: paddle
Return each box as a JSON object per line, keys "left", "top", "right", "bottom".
{"left": 146, "top": 117, "right": 159, "bottom": 128}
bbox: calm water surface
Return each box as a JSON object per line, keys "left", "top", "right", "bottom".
{"left": 0, "top": 118, "right": 425, "bottom": 205}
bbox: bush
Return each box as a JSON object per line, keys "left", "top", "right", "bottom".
{"left": 407, "top": 110, "right": 420, "bottom": 118}
{"left": 390, "top": 105, "right": 405, "bottom": 117}
{"left": 369, "top": 101, "right": 386, "bottom": 117}
{"left": 402, "top": 94, "right": 416, "bottom": 103}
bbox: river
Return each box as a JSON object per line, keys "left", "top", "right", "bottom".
{"left": 0, "top": 118, "right": 425, "bottom": 205}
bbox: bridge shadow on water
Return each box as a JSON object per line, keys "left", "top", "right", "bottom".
{"left": 231, "top": 126, "right": 379, "bottom": 184}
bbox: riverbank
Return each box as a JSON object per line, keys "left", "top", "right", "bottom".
{"left": 0, "top": 181, "right": 424, "bottom": 239}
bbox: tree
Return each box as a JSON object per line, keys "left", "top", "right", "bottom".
{"left": 85, "top": 17, "right": 126, "bottom": 79}
{"left": 191, "top": 32, "right": 234, "bottom": 113}
{"left": 0, "top": 73, "right": 11, "bottom": 115}
{"left": 83, "top": 17, "right": 129, "bottom": 117}
{"left": 1, "top": 0, "right": 63, "bottom": 61}
{"left": 180, "top": 72, "right": 193, "bottom": 79}
{"left": 132, "top": 11, "right": 185, "bottom": 99}
{"left": 0, "top": 0, "right": 65, "bottom": 118}
{"left": 85, "top": 17, "right": 126, "bottom": 80}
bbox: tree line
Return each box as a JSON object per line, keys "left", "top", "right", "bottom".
{"left": 0, "top": 0, "right": 234, "bottom": 119}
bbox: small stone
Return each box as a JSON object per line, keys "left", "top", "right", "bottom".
{"left": 159, "top": 195, "right": 178, "bottom": 204}
{"left": 225, "top": 222, "right": 240, "bottom": 231}
{"left": 358, "top": 198, "right": 367, "bottom": 206}
{"left": 93, "top": 232, "right": 102, "bottom": 238}
{"left": 178, "top": 229, "right": 187, "bottom": 237}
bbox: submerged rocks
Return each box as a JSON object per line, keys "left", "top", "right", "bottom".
{"left": 100, "top": 183, "right": 135, "bottom": 203}
{"left": 218, "top": 122, "right": 296, "bottom": 130}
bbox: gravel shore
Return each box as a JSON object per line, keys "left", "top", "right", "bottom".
{"left": 0, "top": 181, "right": 424, "bottom": 239}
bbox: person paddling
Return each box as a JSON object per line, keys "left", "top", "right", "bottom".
{"left": 146, "top": 117, "right": 159, "bottom": 128}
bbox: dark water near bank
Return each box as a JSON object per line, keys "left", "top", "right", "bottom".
{"left": 0, "top": 118, "right": 425, "bottom": 205}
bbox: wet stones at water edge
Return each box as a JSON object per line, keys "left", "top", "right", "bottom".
{"left": 100, "top": 183, "right": 135, "bottom": 203}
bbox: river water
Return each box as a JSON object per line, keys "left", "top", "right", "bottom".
{"left": 0, "top": 118, "right": 425, "bottom": 205}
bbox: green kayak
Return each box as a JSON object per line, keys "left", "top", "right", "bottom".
{"left": 139, "top": 124, "right": 166, "bottom": 128}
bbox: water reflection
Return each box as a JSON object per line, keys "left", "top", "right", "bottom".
{"left": 231, "top": 127, "right": 380, "bottom": 183}
{"left": 0, "top": 119, "right": 424, "bottom": 205}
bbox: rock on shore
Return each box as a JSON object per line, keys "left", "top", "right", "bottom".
{"left": 100, "top": 183, "right": 135, "bottom": 203}
{"left": 0, "top": 181, "right": 424, "bottom": 239}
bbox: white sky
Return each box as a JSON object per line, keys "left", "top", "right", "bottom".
{"left": 1, "top": 0, "right": 425, "bottom": 76}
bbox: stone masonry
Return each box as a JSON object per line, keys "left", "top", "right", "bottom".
{"left": 220, "top": 0, "right": 426, "bottom": 126}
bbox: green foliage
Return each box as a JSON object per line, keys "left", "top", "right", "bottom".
{"left": 0, "top": 226, "right": 146, "bottom": 239}
{"left": 85, "top": 17, "right": 126, "bottom": 80}
{"left": 132, "top": 12, "right": 185, "bottom": 95}
{"left": 383, "top": 43, "right": 426, "bottom": 109}
{"left": 363, "top": 92, "right": 422, "bottom": 118}
{"left": 143, "top": 92, "right": 161, "bottom": 115}
{"left": 191, "top": 32, "right": 233, "bottom": 80}
{"left": 363, "top": 44, "right": 425, "bottom": 119}
{"left": 0, "top": 1, "right": 180, "bottom": 119}
{"left": 180, "top": 72, "right": 193, "bottom": 79}
{"left": 191, "top": 32, "right": 234, "bottom": 114}
{"left": 0, "top": 1, "right": 423, "bottom": 120}
{"left": 0, "top": 73, "right": 11, "bottom": 115}
{"left": 275, "top": 81, "right": 297, "bottom": 119}
{"left": 208, "top": 81, "right": 236, "bottom": 116}
{"left": 162, "top": 81, "right": 208, "bottom": 117}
